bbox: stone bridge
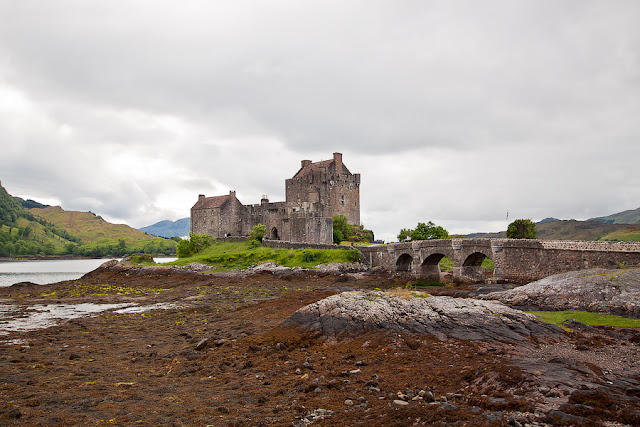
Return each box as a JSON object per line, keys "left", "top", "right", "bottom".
{"left": 358, "top": 239, "right": 640, "bottom": 284}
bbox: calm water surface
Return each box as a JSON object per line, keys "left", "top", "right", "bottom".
{"left": 0, "top": 257, "right": 177, "bottom": 287}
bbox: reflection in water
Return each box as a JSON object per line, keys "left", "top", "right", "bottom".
{"left": 0, "top": 302, "right": 182, "bottom": 335}
{"left": 0, "top": 258, "right": 117, "bottom": 287}
{"left": 0, "top": 303, "right": 135, "bottom": 334}
{"left": 0, "top": 257, "right": 177, "bottom": 287}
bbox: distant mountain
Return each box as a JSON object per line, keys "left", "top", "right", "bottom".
{"left": 590, "top": 207, "right": 640, "bottom": 225}
{"left": 536, "top": 217, "right": 559, "bottom": 224}
{"left": 465, "top": 232, "right": 486, "bottom": 238}
{"left": 140, "top": 218, "right": 190, "bottom": 238}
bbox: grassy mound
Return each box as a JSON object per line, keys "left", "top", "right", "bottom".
{"left": 167, "top": 240, "right": 363, "bottom": 270}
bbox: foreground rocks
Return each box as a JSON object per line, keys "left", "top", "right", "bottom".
{"left": 482, "top": 268, "right": 640, "bottom": 317}
{"left": 283, "top": 290, "right": 564, "bottom": 343}
{"left": 101, "top": 258, "right": 370, "bottom": 278}
{"left": 2, "top": 267, "right": 640, "bottom": 425}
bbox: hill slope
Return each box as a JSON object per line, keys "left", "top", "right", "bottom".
{"left": 590, "top": 207, "right": 640, "bottom": 225}
{"left": 0, "top": 180, "right": 176, "bottom": 257}
{"left": 477, "top": 219, "right": 640, "bottom": 241}
{"left": 29, "top": 206, "right": 177, "bottom": 256}
{"left": 140, "top": 218, "right": 190, "bottom": 238}
{"left": 1, "top": 182, "right": 80, "bottom": 256}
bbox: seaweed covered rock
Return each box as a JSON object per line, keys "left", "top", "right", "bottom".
{"left": 282, "top": 290, "right": 563, "bottom": 343}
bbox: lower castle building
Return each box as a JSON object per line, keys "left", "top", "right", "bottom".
{"left": 190, "top": 153, "right": 360, "bottom": 245}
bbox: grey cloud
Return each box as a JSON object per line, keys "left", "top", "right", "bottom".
{"left": 1, "top": 1, "right": 639, "bottom": 238}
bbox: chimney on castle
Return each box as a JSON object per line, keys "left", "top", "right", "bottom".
{"left": 198, "top": 194, "right": 205, "bottom": 201}
{"left": 301, "top": 159, "right": 311, "bottom": 169}
{"left": 229, "top": 190, "right": 236, "bottom": 198}
{"left": 333, "top": 152, "right": 343, "bottom": 175}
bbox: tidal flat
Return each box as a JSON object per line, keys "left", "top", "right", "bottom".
{"left": 1, "top": 262, "right": 639, "bottom": 425}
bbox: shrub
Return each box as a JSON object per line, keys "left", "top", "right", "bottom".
{"left": 250, "top": 224, "right": 267, "bottom": 242}
{"left": 248, "top": 239, "right": 261, "bottom": 249}
{"left": 347, "top": 248, "right": 364, "bottom": 263}
{"left": 128, "top": 253, "right": 155, "bottom": 265}
{"left": 177, "top": 232, "right": 216, "bottom": 258}
{"left": 333, "top": 215, "right": 373, "bottom": 244}
{"left": 302, "top": 250, "right": 316, "bottom": 262}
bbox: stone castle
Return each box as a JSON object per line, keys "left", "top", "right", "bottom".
{"left": 190, "top": 153, "right": 360, "bottom": 244}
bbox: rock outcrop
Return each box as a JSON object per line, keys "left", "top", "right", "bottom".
{"left": 282, "top": 290, "right": 564, "bottom": 343}
{"left": 482, "top": 268, "right": 640, "bottom": 317}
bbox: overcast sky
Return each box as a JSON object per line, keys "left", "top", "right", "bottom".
{"left": 1, "top": 1, "right": 639, "bottom": 242}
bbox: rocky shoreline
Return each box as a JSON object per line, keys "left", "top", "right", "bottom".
{"left": 482, "top": 268, "right": 640, "bottom": 317}
{"left": 0, "top": 261, "right": 639, "bottom": 425}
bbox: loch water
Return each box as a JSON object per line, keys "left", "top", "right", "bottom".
{"left": 0, "top": 257, "right": 177, "bottom": 288}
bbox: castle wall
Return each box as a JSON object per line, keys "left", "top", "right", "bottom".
{"left": 190, "top": 207, "right": 221, "bottom": 236}
{"left": 285, "top": 153, "right": 360, "bottom": 225}
{"left": 222, "top": 196, "right": 244, "bottom": 237}
{"left": 285, "top": 171, "right": 324, "bottom": 210}
{"left": 263, "top": 239, "right": 353, "bottom": 251}
{"left": 289, "top": 216, "right": 333, "bottom": 244}
{"left": 191, "top": 153, "right": 359, "bottom": 245}
{"left": 327, "top": 172, "right": 360, "bottom": 225}
{"left": 190, "top": 192, "right": 245, "bottom": 238}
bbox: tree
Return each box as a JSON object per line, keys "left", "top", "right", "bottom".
{"left": 332, "top": 215, "right": 373, "bottom": 244}
{"left": 250, "top": 224, "right": 267, "bottom": 243}
{"left": 397, "top": 228, "right": 412, "bottom": 242}
{"left": 397, "top": 221, "right": 449, "bottom": 242}
{"left": 177, "top": 232, "right": 216, "bottom": 258}
{"left": 506, "top": 219, "right": 537, "bottom": 239}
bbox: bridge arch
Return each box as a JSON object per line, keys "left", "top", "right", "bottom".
{"left": 419, "top": 253, "right": 446, "bottom": 281}
{"left": 460, "top": 251, "right": 494, "bottom": 283}
{"left": 396, "top": 253, "right": 414, "bottom": 272}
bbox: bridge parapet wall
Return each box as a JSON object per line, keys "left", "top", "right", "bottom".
{"left": 360, "top": 239, "right": 640, "bottom": 284}
{"left": 539, "top": 240, "right": 640, "bottom": 252}
{"left": 488, "top": 239, "right": 640, "bottom": 283}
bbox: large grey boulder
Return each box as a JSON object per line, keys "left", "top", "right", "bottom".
{"left": 316, "top": 263, "right": 368, "bottom": 273}
{"left": 481, "top": 268, "right": 640, "bottom": 317}
{"left": 282, "top": 290, "right": 563, "bottom": 343}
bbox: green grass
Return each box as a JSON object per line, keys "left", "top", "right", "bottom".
{"left": 127, "top": 253, "right": 155, "bottom": 265}
{"left": 528, "top": 310, "right": 640, "bottom": 328}
{"left": 437, "top": 256, "right": 494, "bottom": 272}
{"left": 339, "top": 241, "right": 378, "bottom": 246}
{"left": 410, "top": 280, "right": 445, "bottom": 287}
{"left": 167, "top": 240, "right": 363, "bottom": 270}
{"left": 439, "top": 256, "right": 453, "bottom": 272}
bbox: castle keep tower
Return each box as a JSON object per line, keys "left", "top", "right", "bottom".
{"left": 191, "top": 153, "right": 360, "bottom": 244}
{"left": 285, "top": 153, "right": 360, "bottom": 225}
